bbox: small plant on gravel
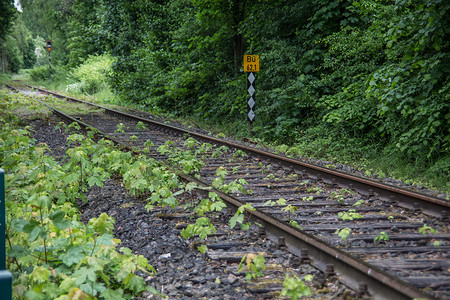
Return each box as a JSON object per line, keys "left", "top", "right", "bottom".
{"left": 115, "top": 122, "right": 126, "bottom": 133}
{"left": 374, "top": 231, "right": 390, "bottom": 243}
{"left": 302, "top": 196, "right": 314, "bottom": 202}
{"left": 158, "top": 140, "right": 205, "bottom": 175}
{"left": 230, "top": 203, "right": 255, "bottom": 230}
{"left": 307, "top": 186, "right": 324, "bottom": 194}
{"left": 353, "top": 199, "right": 365, "bottom": 206}
{"left": 129, "top": 135, "right": 138, "bottom": 141}
{"left": 335, "top": 228, "right": 352, "bottom": 241}
{"left": 238, "top": 254, "right": 266, "bottom": 281}
{"left": 211, "top": 145, "right": 229, "bottom": 158}
{"left": 212, "top": 166, "right": 251, "bottom": 195}
{"left": 418, "top": 224, "right": 437, "bottom": 235}
{"left": 338, "top": 209, "right": 364, "bottom": 221}
{"left": 144, "top": 138, "right": 154, "bottom": 148}
{"left": 280, "top": 274, "right": 313, "bottom": 299}
{"left": 264, "top": 198, "right": 287, "bottom": 207}
{"left": 289, "top": 219, "right": 303, "bottom": 230}
{"left": 282, "top": 204, "right": 298, "bottom": 220}
{"left": 264, "top": 173, "right": 277, "bottom": 180}
{"left": 183, "top": 137, "right": 198, "bottom": 149}
{"left": 197, "top": 244, "right": 208, "bottom": 254}
{"left": 232, "top": 149, "right": 248, "bottom": 160}
{"left": 180, "top": 217, "right": 216, "bottom": 239}
{"left": 193, "top": 191, "right": 227, "bottom": 217}
{"left": 135, "top": 121, "right": 148, "bottom": 131}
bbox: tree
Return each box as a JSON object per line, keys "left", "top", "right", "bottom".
{"left": 0, "top": 0, "right": 16, "bottom": 41}
{"left": 0, "top": 0, "right": 17, "bottom": 72}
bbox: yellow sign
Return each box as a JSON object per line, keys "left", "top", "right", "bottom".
{"left": 243, "top": 55, "right": 259, "bottom": 72}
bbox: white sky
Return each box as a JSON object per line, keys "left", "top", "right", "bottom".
{"left": 15, "top": 0, "right": 22, "bottom": 12}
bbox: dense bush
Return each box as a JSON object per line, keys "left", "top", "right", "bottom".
{"left": 66, "top": 55, "right": 112, "bottom": 95}
{"left": 29, "top": 66, "right": 51, "bottom": 81}
{"left": 97, "top": 0, "right": 449, "bottom": 170}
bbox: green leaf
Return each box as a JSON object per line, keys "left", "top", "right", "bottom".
{"left": 198, "top": 245, "right": 208, "bottom": 254}
{"left": 123, "top": 273, "right": 146, "bottom": 294}
{"left": 29, "top": 266, "right": 50, "bottom": 284}
{"left": 185, "top": 182, "right": 198, "bottom": 191}
{"left": 74, "top": 267, "right": 97, "bottom": 285}
{"left": 29, "top": 225, "right": 46, "bottom": 242}
{"left": 8, "top": 245, "right": 28, "bottom": 258}
{"left": 100, "top": 289, "right": 126, "bottom": 300}
{"left": 211, "top": 200, "right": 226, "bottom": 212}
{"left": 11, "top": 219, "right": 30, "bottom": 232}
{"left": 80, "top": 282, "right": 106, "bottom": 296}
{"left": 120, "top": 247, "right": 132, "bottom": 256}
{"left": 97, "top": 234, "right": 114, "bottom": 246}
{"left": 25, "top": 290, "right": 45, "bottom": 300}
{"left": 229, "top": 213, "right": 244, "bottom": 229}
{"left": 87, "top": 175, "right": 104, "bottom": 188}
{"left": 60, "top": 245, "right": 85, "bottom": 267}
{"left": 89, "top": 213, "right": 115, "bottom": 235}
{"left": 63, "top": 173, "right": 80, "bottom": 185}
{"left": 49, "top": 210, "right": 71, "bottom": 230}
{"left": 37, "top": 194, "right": 52, "bottom": 211}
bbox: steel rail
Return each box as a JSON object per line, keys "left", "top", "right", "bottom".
{"left": 24, "top": 84, "right": 450, "bottom": 218}
{"left": 10, "top": 83, "right": 442, "bottom": 299}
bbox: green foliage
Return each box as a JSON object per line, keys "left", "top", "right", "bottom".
{"left": 13, "top": 0, "right": 448, "bottom": 191}
{"left": 335, "top": 228, "right": 352, "bottom": 242}
{"left": 238, "top": 254, "right": 266, "bottom": 281}
{"left": 418, "top": 224, "right": 437, "bottom": 235}
{"left": 374, "top": 231, "right": 390, "bottom": 243}
{"left": 264, "top": 198, "right": 287, "bottom": 207}
{"left": 280, "top": 274, "right": 313, "bottom": 299}
{"left": 181, "top": 217, "right": 216, "bottom": 240}
{"left": 66, "top": 55, "right": 112, "bottom": 95}
{"left": 229, "top": 203, "right": 254, "bottom": 230}
{"left": 157, "top": 140, "right": 205, "bottom": 175}
{"left": 338, "top": 209, "right": 364, "bottom": 221}
{"left": 87, "top": 0, "right": 449, "bottom": 192}
{"left": 0, "top": 107, "right": 158, "bottom": 298}
{"left": 0, "top": 0, "right": 16, "bottom": 41}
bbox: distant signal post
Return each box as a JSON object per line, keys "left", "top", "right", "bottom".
{"left": 46, "top": 40, "right": 52, "bottom": 79}
{"left": 244, "top": 55, "right": 259, "bottom": 135}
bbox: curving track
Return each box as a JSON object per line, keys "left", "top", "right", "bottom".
{"left": 6, "top": 83, "right": 450, "bottom": 299}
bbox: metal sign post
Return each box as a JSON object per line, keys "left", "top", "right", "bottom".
{"left": 0, "top": 169, "right": 12, "bottom": 299}
{"left": 46, "top": 40, "right": 52, "bottom": 79}
{"left": 243, "top": 55, "right": 260, "bottom": 135}
{"left": 247, "top": 72, "right": 256, "bottom": 133}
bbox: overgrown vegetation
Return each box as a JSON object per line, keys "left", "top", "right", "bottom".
{"left": 0, "top": 91, "right": 160, "bottom": 299}
{"left": 2, "top": 0, "right": 448, "bottom": 192}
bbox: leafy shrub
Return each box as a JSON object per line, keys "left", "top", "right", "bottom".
{"left": 0, "top": 112, "right": 157, "bottom": 298}
{"left": 29, "top": 66, "right": 51, "bottom": 81}
{"left": 66, "top": 54, "right": 112, "bottom": 95}
{"left": 29, "top": 65, "right": 66, "bottom": 82}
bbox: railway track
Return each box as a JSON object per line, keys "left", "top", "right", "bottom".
{"left": 5, "top": 83, "right": 450, "bottom": 299}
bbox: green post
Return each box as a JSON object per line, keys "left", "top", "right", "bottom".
{"left": 0, "top": 169, "right": 12, "bottom": 299}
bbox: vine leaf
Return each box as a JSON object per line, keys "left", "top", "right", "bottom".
{"left": 123, "top": 273, "right": 146, "bottom": 294}
{"left": 229, "top": 213, "right": 244, "bottom": 229}
{"left": 60, "top": 245, "right": 85, "bottom": 267}
{"left": 74, "top": 267, "right": 97, "bottom": 286}
{"left": 49, "top": 210, "right": 71, "bottom": 230}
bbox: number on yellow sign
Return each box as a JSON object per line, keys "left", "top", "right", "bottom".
{"left": 243, "top": 55, "right": 259, "bottom": 72}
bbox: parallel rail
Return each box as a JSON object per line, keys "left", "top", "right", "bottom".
{"left": 6, "top": 83, "right": 449, "bottom": 299}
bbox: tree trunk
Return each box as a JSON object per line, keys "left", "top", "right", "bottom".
{"left": 233, "top": 33, "right": 243, "bottom": 73}
{"left": 231, "top": 0, "right": 246, "bottom": 73}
